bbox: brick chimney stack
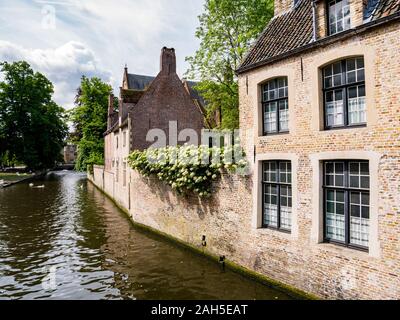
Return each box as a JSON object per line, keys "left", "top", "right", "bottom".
{"left": 160, "top": 47, "right": 176, "bottom": 75}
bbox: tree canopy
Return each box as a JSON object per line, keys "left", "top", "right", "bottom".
{"left": 0, "top": 61, "right": 67, "bottom": 170}
{"left": 70, "top": 76, "right": 112, "bottom": 171}
{"left": 186, "top": 0, "right": 274, "bottom": 129}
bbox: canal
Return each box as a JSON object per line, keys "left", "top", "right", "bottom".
{"left": 0, "top": 172, "right": 294, "bottom": 300}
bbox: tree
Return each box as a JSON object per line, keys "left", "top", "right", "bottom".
{"left": 186, "top": 0, "right": 274, "bottom": 129}
{"left": 0, "top": 61, "right": 67, "bottom": 170}
{"left": 70, "top": 76, "right": 112, "bottom": 171}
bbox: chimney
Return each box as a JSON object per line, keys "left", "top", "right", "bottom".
{"left": 107, "top": 93, "right": 114, "bottom": 129}
{"left": 274, "top": 0, "right": 295, "bottom": 16}
{"left": 160, "top": 47, "right": 176, "bottom": 75}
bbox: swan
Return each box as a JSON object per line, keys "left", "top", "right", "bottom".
{"left": 35, "top": 185, "right": 45, "bottom": 189}
{"left": 29, "top": 183, "right": 34, "bottom": 187}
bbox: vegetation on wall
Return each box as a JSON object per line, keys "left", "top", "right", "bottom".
{"left": 185, "top": 0, "right": 274, "bottom": 129}
{"left": 69, "top": 76, "right": 113, "bottom": 171}
{"left": 128, "top": 144, "right": 248, "bottom": 197}
{"left": 0, "top": 61, "right": 67, "bottom": 170}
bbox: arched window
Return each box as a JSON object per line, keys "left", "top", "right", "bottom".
{"left": 323, "top": 57, "right": 366, "bottom": 129}
{"left": 261, "top": 77, "right": 289, "bottom": 135}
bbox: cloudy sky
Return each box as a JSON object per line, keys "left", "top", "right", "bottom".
{"left": 0, "top": 0, "right": 204, "bottom": 109}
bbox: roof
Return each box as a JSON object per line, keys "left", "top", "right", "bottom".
{"left": 184, "top": 80, "right": 206, "bottom": 107}
{"left": 127, "top": 74, "right": 155, "bottom": 90}
{"left": 365, "top": 0, "right": 400, "bottom": 20}
{"left": 238, "top": 0, "right": 313, "bottom": 73}
{"left": 238, "top": 0, "right": 400, "bottom": 74}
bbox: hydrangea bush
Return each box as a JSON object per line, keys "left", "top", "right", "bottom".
{"left": 127, "top": 144, "right": 248, "bottom": 197}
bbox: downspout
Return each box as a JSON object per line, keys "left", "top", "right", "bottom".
{"left": 312, "top": 0, "right": 318, "bottom": 42}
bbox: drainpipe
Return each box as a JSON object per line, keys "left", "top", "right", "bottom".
{"left": 312, "top": 0, "right": 317, "bottom": 42}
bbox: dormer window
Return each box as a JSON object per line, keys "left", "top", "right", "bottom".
{"left": 328, "top": 0, "right": 351, "bottom": 35}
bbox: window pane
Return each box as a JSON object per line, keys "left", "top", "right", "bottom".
{"left": 325, "top": 90, "right": 344, "bottom": 126}
{"left": 279, "top": 161, "right": 291, "bottom": 183}
{"left": 325, "top": 162, "right": 344, "bottom": 187}
{"left": 279, "top": 99, "right": 289, "bottom": 132}
{"left": 349, "top": 190, "right": 369, "bottom": 247}
{"left": 264, "top": 102, "right": 277, "bottom": 133}
{"left": 280, "top": 186, "right": 292, "bottom": 231}
{"left": 263, "top": 161, "right": 278, "bottom": 182}
{"left": 348, "top": 85, "right": 366, "bottom": 125}
{"left": 325, "top": 189, "right": 346, "bottom": 242}
{"left": 264, "top": 184, "right": 278, "bottom": 227}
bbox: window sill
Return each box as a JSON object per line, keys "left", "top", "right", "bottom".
{"left": 315, "top": 242, "right": 375, "bottom": 260}
{"left": 259, "top": 132, "right": 291, "bottom": 140}
{"left": 321, "top": 125, "right": 367, "bottom": 133}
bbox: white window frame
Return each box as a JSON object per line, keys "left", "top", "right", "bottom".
{"left": 253, "top": 153, "right": 299, "bottom": 239}
{"left": 310, "top": 151, "right": 381, "bottom": 257}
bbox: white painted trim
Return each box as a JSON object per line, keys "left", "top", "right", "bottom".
{"left": 309, "top": 150, "right": 381, "bottom": 258}
{"left": 253, "top": 153, "right": 300, "bottom": 239}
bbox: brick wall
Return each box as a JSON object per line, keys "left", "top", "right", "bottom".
{"left": 91, "top": 20, "right": 400, "bottom": 300}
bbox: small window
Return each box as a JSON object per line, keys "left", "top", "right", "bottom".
{"left": 262, "top": 161, "right": 292, "bottom": 232}
{"left": 262, "top": 77, "right": 289, "bottom": 135}
{"left": 328, "top": 0, "right": 351, "bottom": 35}
{"left": 116, "top": 137, "right": 119, "bottom": 149}
{"left": 323, "top": 160, "right": 370, "bottom": 250}
{"left": 323, "top": 57, "right": 366, "bottom": 129}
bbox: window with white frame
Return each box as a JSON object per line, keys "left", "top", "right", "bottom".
{"left": 328, "top": 0, "right": 351, "bottom": 35}
{"left": 323, "top": 57, "right": 366, "bottom": 129}
{"left": 262, "top": 77, "right": 289, "bottom": 135}
{"left": 323, "top": 160, "right": 370, "bottom": 250}
{"left": 262, "top": 161, "right": 292, "bottom": 232}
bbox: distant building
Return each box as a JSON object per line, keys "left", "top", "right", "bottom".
{"left": 63, "top": 144, "right": 77, "bottom": 164}
{"left": 104, "top": 46, "right": 207, "bottom": 177}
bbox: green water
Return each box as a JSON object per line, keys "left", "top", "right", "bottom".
{"left": 0, "top": 171, "right": 294, "bottom": 300}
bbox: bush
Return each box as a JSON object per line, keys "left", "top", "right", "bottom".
{"left": 128, "top": 145, "right": 247, "bottom": 197}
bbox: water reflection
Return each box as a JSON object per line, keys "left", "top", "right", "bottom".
{"left": 0, "top": 172, "right": 293, "bottom": 300}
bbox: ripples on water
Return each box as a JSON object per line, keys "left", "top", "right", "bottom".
{"left": 0, "top": 171, "right": 294, "bottom": 300}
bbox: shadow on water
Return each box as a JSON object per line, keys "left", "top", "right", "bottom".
{"left": 0, "top": 171, "right": 294, "bottom": 300}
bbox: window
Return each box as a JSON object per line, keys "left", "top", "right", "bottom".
{"left": 123, "top": 131, "right": 127, "bottom": 148}
{"left": 323, "top": 161, "right": 370, "bottom": 250}
{"left": 116, "top": 136, "right": 119, "bottom": 149}
{"left": 323, "top": 57, "right": 366, "bottom": 129}
{"left": 328, "top": 0, "right": 351, "bottom": 35}
{"left": 262, "top": 77, "right": 289, "bottom": 135}
{"left": 262, "top": 161, "right": 292, "bottom": 232}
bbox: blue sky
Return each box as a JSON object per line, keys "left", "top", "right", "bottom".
{"left": 0, "top": 0, "right": 205, "bottom": 108}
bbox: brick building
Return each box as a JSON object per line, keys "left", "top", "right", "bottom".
{"left": 104, "top": 47, "right": 206, "bottom": 185}
{"left": 235, "top": 0, "right": 400, "bottom": 298}
{"left": 91, "top": 1, "right": 400, "bottom": 299}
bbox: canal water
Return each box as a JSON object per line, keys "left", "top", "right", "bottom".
{"left": 0, "top": 172, "right": 294, "bottom": 300}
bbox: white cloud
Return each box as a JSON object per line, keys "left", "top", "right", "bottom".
{"left": 0, "top": 0, "right": 205, "bottom": 109}
{"left": 0, "top": 40, "right": 113, "bottom": 109}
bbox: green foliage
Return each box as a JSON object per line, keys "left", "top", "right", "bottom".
{"left": 70, "top": 76, "right": 112, "bottom": 171}
{"left": 128, "top": 145, "right": 248, "bottom": 197}
{"left": 0, "top": 61, "right": 68, "bottom": 170}
{"left": 186, "top": 0, "right": 274, "bottom": 129}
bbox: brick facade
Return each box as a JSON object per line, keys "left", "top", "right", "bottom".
{"left": 93, "top": 1, "right": 400, "bottom": 299}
